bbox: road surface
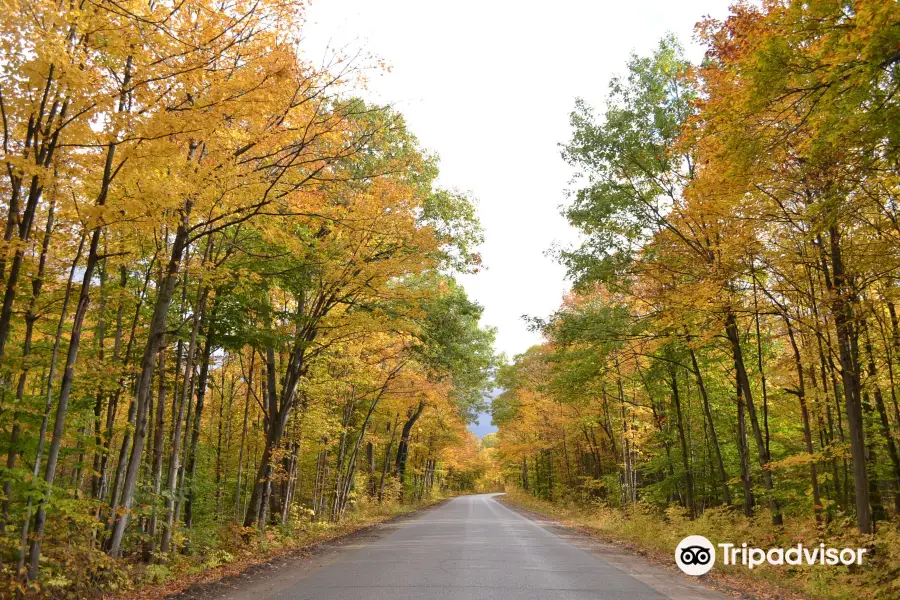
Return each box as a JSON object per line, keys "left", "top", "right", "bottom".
{"left": 203, "top": 494, "right": 725, "bottom": 600}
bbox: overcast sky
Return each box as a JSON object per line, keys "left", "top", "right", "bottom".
{"left": 302, "top": 0, "right": 733, "bottom": 365}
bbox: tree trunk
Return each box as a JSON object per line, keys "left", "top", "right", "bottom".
{"left": 670, "top": 369, "right": 695, "bottom": 518}
{"left": 160, "top": 281, "right": 207, "bottom": 554}
{"left": 145, "top": 343, "right": 168, "bottom": 561}
{"left": 234, "top": 351, "right": 254, "bottom": 520}
{"left": 378, "top": 415, "right": 399, "bottom": 502}
{"left": 27, "top": 216, "right": 105, "bottom": 578}
{"left": 394, "top": 401, "right": 425, "bottom": 489}
{"left": 785, "top": 319, "right": 823, "bottom": 521}
{"left": 689, "top": 347, "right": 731, "bottom": 506}
{"left": 105, "top": 214, "right": 191, "bottom": 558}
{"left": 736, "top": 380, "right": 754, "bottom": 517}
{"left": 185, "top": 331, "right": 215, "bottom": 530}
{"left": 725, "top": 309, "right": 782, "bottom": 525}
{"left": 1, "top": 196, "right": 56, "bottom": 528}
{"left": 822, "top": 229, "right": 871, "bottom": 533}
{"left": 366, "top": 442, "right": 375, "bottom": 496}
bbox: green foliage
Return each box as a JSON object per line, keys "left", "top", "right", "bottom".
{"left": 420, "top": 189, "right": 485, "bottom": 273}
{"left": 410, "top": 275, "right": 498, "bottom": 421}
{"left": 560, "top": 35, "right": 695, "bottom": 289}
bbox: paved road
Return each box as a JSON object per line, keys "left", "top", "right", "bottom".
{"left": 219, "top": 494, "right": 724, "bottom": 600}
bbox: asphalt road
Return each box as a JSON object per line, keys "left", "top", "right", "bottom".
{"left": 212, "top": 493, "right": 725, "bottom": 600}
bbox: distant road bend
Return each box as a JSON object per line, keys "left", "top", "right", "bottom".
{"left": 210, "top": 494, "right": 725, "bottom": 600}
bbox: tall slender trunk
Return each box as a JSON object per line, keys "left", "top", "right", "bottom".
{"left": 378, "top": 415, "right": 399, "bottom": 502}
{"left": 215, "top": 369, "right": 232, "bottom": 523}
{"left": 27, "top": 211, "right": 106, "bottom": 578}
{"left": 185, "top": 331, "right": 215, "bottom": 529}
{"left": 90, "top": 250, "right": 109, "bottom": 501}
{"left": 330, "top": 396, "right": 354, "bottom": 521}
{"left": 160, "top": 279, "right": 207, "bottom": 554}
{"left": 752, "top": 269, "right": 771, "bottom": 457}
{"left": 145, "top": 344, "right": 168, "bottom": 561}
{"left": 366, "top": 441, "right": 375, "bottom": 496}
{"left": 243, "top": 410, "right": 291, "bottom": 528}
{"left": 244, "top": 343, "right": 280, "bottom": 528}
{"left": 99, "top": 262, "right": 154, "bottom": 509}
{"left": 335, "top": 370, "right": 397, "bottom": 518}
{"left": 616, "top": 365, "right": 635, "bottom": 506}
{"left": 737, "top": 380, "right": 754, "bottom": 517}
{"left": 670, "top": 369, "right": 695, "bottom": 518}
{"left": 886, "top": 303, "right": 900, "bottom": 426}
{"left": 96, "top": 265, "right": 126, "bottom": 504}
{"left": 689, "top": 347, "right": 731, "bottom": 506}
{"left": 822, "top": 229, "right": 871, "bottom": 533}
{"left": 174, "top": 353, "right": 198, "bottom": 529}
{"left": 638, "top": 366, "right": 677, "bottom": 496}
{"left": 105, "top": 208, "right": 191, "bottom": 558}
{"left": 808, "top": 261, "right": 845, "bottom": 508}
{"left": 1, "top": 195, "right": 55, "bottom": 528}
{"left": 725, "top": 309, "right": 782, "bottom": 525}
{"left": 279, "top": 441, "right": 299, "bottom": 525}
{"left": 785, "top": 318, "right": 823, "bottom": 521}
{"left": 234, "top": 351, "right": 254, "bottom": 520}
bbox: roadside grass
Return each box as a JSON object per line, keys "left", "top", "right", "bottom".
{"left": 499, "top": 489, "right": 900, "bottom": 600}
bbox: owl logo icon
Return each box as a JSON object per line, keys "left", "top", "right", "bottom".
{"left": 675, "top": 535, "right": 715, "bottom": 575}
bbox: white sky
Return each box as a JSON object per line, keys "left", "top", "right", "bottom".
{"left": 301, "top": 0, "right": 733, "bottom": 361}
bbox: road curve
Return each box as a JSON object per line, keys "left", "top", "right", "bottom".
{"left": 226, "top": 494, "right": 724, "bottom": 600}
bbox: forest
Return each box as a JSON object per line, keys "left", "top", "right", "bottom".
{"left": 491, "top": 1, "right": 900, "bottom": 597}
{"left": 5, "top": 0, "right": 900, "bottom": 598}
{"left": 0, "top": 0, "right": 496, "bottom": 595}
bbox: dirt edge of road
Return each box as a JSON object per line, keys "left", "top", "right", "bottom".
{"left": 495, "top": 494, "right": 810, "bottom": 600}
{"left": 115, "top": 499, "right": 450, "bottom": 600}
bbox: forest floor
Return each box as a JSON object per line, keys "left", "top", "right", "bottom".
{"left": 106, "top": 498, "right": 448, "bottom": 600}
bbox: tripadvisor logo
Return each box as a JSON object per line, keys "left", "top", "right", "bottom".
{"left": 675, "top": 535, "right": 868, "bottom": 575}
{"left": 675, "top": 535, "right": 715, "bottom": 576}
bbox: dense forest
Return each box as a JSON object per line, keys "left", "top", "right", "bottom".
{"left": 492, "top": 0, "right": 900, "bottom": 596}
{"left": 0, "top": 0, "right": 496, "bottom": 595}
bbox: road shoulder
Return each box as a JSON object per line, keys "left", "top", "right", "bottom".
{"left": 120, "top": 500, "right": 449, "bottom": 600}
{"left": 494, "top": 494, "right": 741, "bottom": 600}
